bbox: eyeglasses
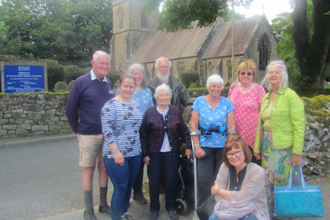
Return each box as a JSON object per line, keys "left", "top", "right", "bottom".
{"left": 240, "top": 72, "right": 253, "bottom": 76}
{"left": 226, "top": 150, "right": 242, "bottom": 158}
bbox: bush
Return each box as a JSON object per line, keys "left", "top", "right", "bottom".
{"left": 53, "top": 81, "right": 68, "bottom": 92}
{"left": 39, "top": 59, "right": 64, "bottom": 92}
{"left": 83, "top": 67, "right": 92, "bottom": 74}
{"left": 188, "top": 87, "right": 230, "bottom": 98}
{"left": 292, "top": 87, "right": 330, "bottom": 98}
{"left": 0, "top": 54, "right": 18, "bottom": 62}
{"left": 181, "top": 70, "right": 200, "bottom": 88}
{"left": 63, "top": 65, "right": 85, "bottom": 83}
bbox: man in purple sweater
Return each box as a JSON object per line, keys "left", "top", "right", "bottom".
{"left": 66, "top": 50, "right": 114, "bottom": 220}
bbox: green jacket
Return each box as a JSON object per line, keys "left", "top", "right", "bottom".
{"left": 148, "top": 75, "right": 195, "bottom": 113}
{"left": 254, "top": 87, "right": 305, "bottom": 155}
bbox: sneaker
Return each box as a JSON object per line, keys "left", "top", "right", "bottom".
{"left": 133, "top": 191, "right": 147, "bottom": 204}
{"left": 99, "top": 204, "right": 111, "bottom": 215}
{"left": 168, "top": 210, "right": 178, "bottom": 220}
{"left": 84, "top": 209, "right": 97, "bottom": 220}
{"left": 149, "top": 212, "right": 158, "bottom": 220}
{"left": 121, "top": 213, "right": 132, "bottom": 220}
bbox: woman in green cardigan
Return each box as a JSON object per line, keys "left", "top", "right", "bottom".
{"left": 254, "top": 60, "right": 305, "bottom": 220}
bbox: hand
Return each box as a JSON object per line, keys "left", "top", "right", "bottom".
{"left": 114, "top": 151, "right": 124, "bottom": 166}
{"left": 292, "top": 154, "right": 302, "bottom": 166}
{"left": 143, "top": 156, "right": 150, "bottom": 165}
{"left": 195, "top": 146, "right": 205, "bottom": 159}
{"left": 211, "top": 181, "right": 221, "bottom": 195}
{"left": 186, "top": 149, "right": 192, "bottom": 159}
{"left": 254, "top": 153, "right": 261, "bottom": 160}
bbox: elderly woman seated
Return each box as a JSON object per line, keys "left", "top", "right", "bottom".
{"left": 209, "top": 135, "right": 270, "bottom": 220}
{"left": 140, "top": 83, "right": 192, "bottom": 220}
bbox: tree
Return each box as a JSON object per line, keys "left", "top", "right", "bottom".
{"left": 0, "top": 0, "right": 113, "bottom": 66}
{"left": 144, "top": 0, "right": 330, "bottom": 87}
{"left": 143, "top": 0, "right": 252, "bottom": 32}
{"left": 290, "top": 0, "right": 330, "bottom": 87}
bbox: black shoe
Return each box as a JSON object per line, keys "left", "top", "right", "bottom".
{"left": 133, "top": 191, "right": 147, "bottom": 204}
{"left": 99, "top": 204, "right": 111, "bottom": 215}
{"left": 168, "top": 210, "right": 178, "bottom": 220}
{"left": 149, "top": 212, "right": 158, "bottom": 220}
{"left": 84, "top": 209, "right": 97, "bottom": 220}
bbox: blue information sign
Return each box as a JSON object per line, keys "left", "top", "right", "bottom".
{"left": 4, "top": 65, "right": 45, "bottom": 93}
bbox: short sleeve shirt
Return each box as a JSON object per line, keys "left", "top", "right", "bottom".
{"left": 192, "top": 96, "right": 234, "bottom": 148}
{"left": 228, "top": 83, "right": 266, "bottom": 147}
{"left": 116, "top": 88, "right": 153, "bottom": 116}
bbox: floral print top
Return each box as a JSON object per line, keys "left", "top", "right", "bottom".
{"left": 192, "top": 96, "right": 234, "bottom": 148}
{"left": 101, "top": 98, "right": 142, "bottom": 158}
{"left": 228, "top": 83, "right": 266, "bottom": 148}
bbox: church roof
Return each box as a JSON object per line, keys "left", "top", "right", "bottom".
{"left": 128, "top": 15, "right": 265, "bottom": 63}
{"left": 203, "top": 15, "right": 264, "bottom": 59}
{"left": 127, "top": 22, "right": 214, "bottom": 63}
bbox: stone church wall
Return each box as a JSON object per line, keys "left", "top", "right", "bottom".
{"left": 245, "top": 17, "right": 278, "bottom": 83}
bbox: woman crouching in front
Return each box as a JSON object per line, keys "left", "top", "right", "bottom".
{"left": 209, "top": 135, "right": 270, "bottom": 220}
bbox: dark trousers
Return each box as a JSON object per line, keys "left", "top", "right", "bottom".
{"left": 148, "top": 152, "right": 179, "bottom": 213}
{"left": 249, "top": 145, "right": 261, "bottom": 166}
{"left": 132, "top": 161, "right": 144, "bottom": 193}
{"left": 197, "top": 147, "right": 223, "bottom": 207}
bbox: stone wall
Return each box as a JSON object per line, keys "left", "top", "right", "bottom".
{"left": 0, "top": 93, "right": 71, "bottom": 138}
{"left": 1, "top": 93, "right": 329, "bottom": 179}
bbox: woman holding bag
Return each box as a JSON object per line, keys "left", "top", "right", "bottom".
{"left": 209, "top": 135, "right": 270, "bottom": 220}
{"left": 254, "top": 60, "right": 305, "bottom": 220}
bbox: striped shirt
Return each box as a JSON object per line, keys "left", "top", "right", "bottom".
{"left": 101, "top": 98, "right": 142, "bottom": 158}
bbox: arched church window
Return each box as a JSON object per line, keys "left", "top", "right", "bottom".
{"left": 218, "top": 60, "right": 223, "bottom": 77}
{"left": 226, "top": 60, "right": 232, "bottom": 80}
{"left": 258, "top": 34, "right": 270, "bottom": 71}
{"left": 141, "top": 11, "right": 147, "bottom": 28}
{"left": 118, "top": 7, "right": 124, "bottom": 30}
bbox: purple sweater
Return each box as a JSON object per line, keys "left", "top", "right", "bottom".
{"left": 66, "top": 72, "right": 114, "bottom": 135}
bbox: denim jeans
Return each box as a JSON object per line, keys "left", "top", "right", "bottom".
{"left": 209, "top": 212, "right": 258, "bottom": 220}
{"left": 103, "top": 155, "right": 141, "bottom": 220}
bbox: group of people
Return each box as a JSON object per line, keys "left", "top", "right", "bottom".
{"left": 66, "top": 50, "right": 305, "bottom": 220}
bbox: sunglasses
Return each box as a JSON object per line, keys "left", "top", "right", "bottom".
{"left": 240, "top": 72, "right": 253, "bottom": 76}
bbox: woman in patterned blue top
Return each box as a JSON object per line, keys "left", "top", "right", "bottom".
{"left": 101, "top": 74, "right": 142, "bottom": 220}
{"left": 191, "top": 74, "right": 236, "bottom": 215}
{"left": 117, "top": 63, "right": 154, "bottom": 204}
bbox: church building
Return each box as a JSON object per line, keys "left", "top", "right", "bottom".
{"left": 110, "top": 0, "right": 278, "bottom": 85}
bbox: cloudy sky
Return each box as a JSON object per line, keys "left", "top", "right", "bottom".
{"left": 235, "top": 0, "right": 294, "bottom": 23}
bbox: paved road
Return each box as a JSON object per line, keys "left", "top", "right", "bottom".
{"left": 0, "top": 138, "right": 195, "bottom": 220}
{"left": 0, "top": 136, "right": 329, "bottom": 220}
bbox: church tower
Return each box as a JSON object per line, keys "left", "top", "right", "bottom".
{"left": 110, "top": 0, "right": 159, "bottom": 72}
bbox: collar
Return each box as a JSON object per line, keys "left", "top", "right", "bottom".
{"left": 90, "top": 69, "right": 108, "bottom": 83}
{"left": 265, "top": 87, "right": 287, "bottom": 99}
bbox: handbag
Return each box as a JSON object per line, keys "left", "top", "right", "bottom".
{"left": 274, "top": 166, "right": 325, "bottom": 218}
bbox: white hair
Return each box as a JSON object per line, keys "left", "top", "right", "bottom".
{"left": 261, "top": 60, "right": 289, "bottom": 91}
{"left": 155, "top": 57, "right": 172, "bottom": 69}
{"left": 154, "top": 83, "right": 172, "bottom": 99}
{"left": 206, "top": 74, "right": 224, "bottom": 90}
{"left": 129, "top": 63, "right": 147, "bottom": 88}
{"left": 129, "top": 63, "right": 145, "bottom": 75}
{"left": 93, "top": 50, "right": 110, "bottom": 61}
